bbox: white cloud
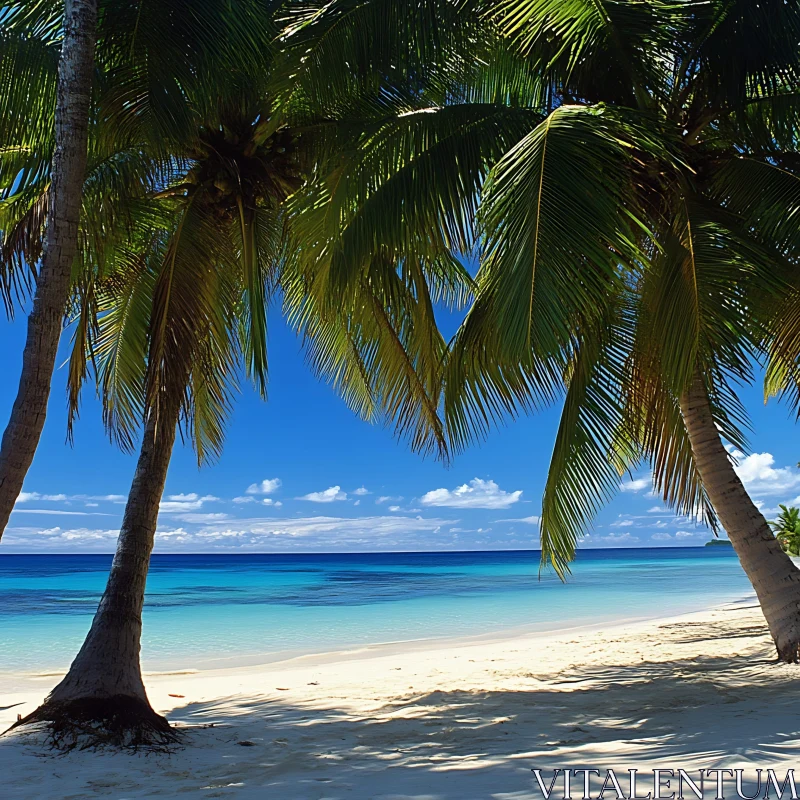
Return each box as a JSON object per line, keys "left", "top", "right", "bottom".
{"left": 420, "top": 478, "right": 522, "bottom": 509}
{"left": 233, "top": 496, "right": 255, "bottom": 504}
{"left": 4, "top": 512, "right": 530, "bottom": 552}
{"left": 174, "top": 513, "right": 230, "bottom": 523}
{"left": 648, "top": 505, "right": 666, "bottom": 513}
{"left": 4, "top": 526, "right": 121, "bottom": 547}
{"left": 5, "top": 509, "right": 468, "bottom": 552}
{"left": 620, "top": 477, "right": 650, "bottom": 493}
{"left": 262, "top": 498, "right": 283, "bottom": 507}
{"left": 650, "top": 529, "right": 704, "bottom": 542}
{"left": 16, "top": 492, "right": 126, "bottom": 505}
{"left": 616, "top": 520, "right": 634, "bottom": 527}
{"left": 157, "top": 527, "right": 190, "bottom": 539}
{"left": 388, "top": 505, "right": 401, "bottom": 512}
{"left": 16, "top": 492, "right": 68, "bottom": 503}
{"left": 159, "top": 494, "right": 219, "bottom": 513}
{"left": 159, "top": 500, "right": 202, "bottom": 512}
{"left": 353, "top": 499, "right": 361, "bottom": 507}
{"left": 595, "top": 532, "right": 640, "bottom": 544}
{"left": 245, "top": 478, "right": 282, "bottom": 496}
{"left": 730, "top": 451, "right": 800, "bottom": 497}
{"left": 499, "top": 515, "right": 540, "bottom": 525}
{"left": 376, "top": 495, "right": 402, "bottom": 505}
{"left": 353, "top": 487, "right": 370, "bottom": 496}
{"left": 191, "top": 515, "right": 451, "bottom": 543}
{"left": 299, "top": 486, "right": 347, "bottom": 503}
{"left": 11, "top": 509, "right": 112, "bottom": 516}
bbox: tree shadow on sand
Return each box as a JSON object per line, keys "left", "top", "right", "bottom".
{"left": 158, "top": 640, "right": 800, "bottom": 797}
{"left": 3, "top": 622, "right": 800, "bottom": 799}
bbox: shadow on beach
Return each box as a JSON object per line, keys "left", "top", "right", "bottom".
{"left": 3, "top": 611, "right": 800, "bottom": 799}
{"left": 161, "top": 626, "right": 800, "bottom": 798}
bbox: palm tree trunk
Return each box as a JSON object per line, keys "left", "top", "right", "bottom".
{"left": 0, "top": 0, "right": 98, "bottom": 540}
{"left": 680, "top": 375, "right": 800, "bottom": 662}
{"left": 14, "top": 399, "right": 181, "bottom": 747}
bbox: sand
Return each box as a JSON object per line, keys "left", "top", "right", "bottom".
{"left": 2, "top": 598, "right": 799, "bottom": 799}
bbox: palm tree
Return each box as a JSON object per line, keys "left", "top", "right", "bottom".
{"left": 0, "top": 0, "right": 97, "bottom": 537}
{"left": 447, "top": 0, "right": 800, "bottom": 661}
{"left": 285, "top": 0, "right": 800, "bottom": 661}
{"left": 771, "top": 506, "right": 800, "bottom": 557}
{"left": 9, "top": 53, "right": 462, "bottom": 746}
{"left": 0, "top": 0, "right": 277, "bottom": 541}
{"left": 17, "top": 174, "right": 285, "bottom": 746}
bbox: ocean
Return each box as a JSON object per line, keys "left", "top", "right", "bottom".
{"left": 0, "top": 547, "right": 751, "bottom": 673}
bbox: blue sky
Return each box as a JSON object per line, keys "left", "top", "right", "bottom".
{"left": 2, "top": 305, "right": 800, "bottom": 553}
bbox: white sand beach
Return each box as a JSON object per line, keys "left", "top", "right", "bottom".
{"left": 2, "top": 599, "right": 799, "bottom": 799}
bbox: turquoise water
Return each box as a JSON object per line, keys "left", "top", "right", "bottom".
{"left": 0, "top": 548, "right": 751, "bottom": 673}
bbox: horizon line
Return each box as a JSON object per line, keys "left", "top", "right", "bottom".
{"left": 0, "top": 544, "right": 730, "bottom": 556}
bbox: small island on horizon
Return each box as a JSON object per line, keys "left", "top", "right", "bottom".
{"left": 705, "top": 539, "right": 734, "bottom": 547}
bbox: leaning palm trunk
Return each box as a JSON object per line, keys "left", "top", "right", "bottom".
{"left": 680, "top": 376, "right": 800, "bottom": 662}
{"left": 15, "top": 398, "right": 181, "bottom": 747}
{"left": 0, "top": 0, "right": 98, "bottom": 539}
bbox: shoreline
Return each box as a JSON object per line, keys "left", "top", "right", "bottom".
{"left": 0, "top": 595, "right": 762, "bottom": 729}
{"left": 146, "top": 590, "right": 761, "bottom": 672}
{"left": 1, "top": 589, "right": 756, "bottom": 682}
{"left": 3, "top": 597, "right": 799, "bottom": 799}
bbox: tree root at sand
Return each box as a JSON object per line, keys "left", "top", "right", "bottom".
{"left": 7, "top": 695, "right": 181, "bottom": 751}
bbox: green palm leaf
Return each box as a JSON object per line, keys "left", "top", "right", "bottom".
{"left": 446, "top": 104, "right": 653, "bottom": 452}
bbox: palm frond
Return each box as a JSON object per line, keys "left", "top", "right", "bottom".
{"left": 92, "top": 245, "right": 158, "bottom": 452}
{"left": 237, "top": 204, "right": 283, "bottom": 397}
{"left": 66, "top": 275, "right": 99, "bottom": 442}
{"left": 0, "top": 2, "right": 60, "bottom": 177}
{"left": 0, "top": 183, "right": 45, "bottom": 313}
{"left": 490, "top": 0, "right": 668, "bottom": 107}
{"left": 446, "top": 104, "right": 653, "bottom": 452}
{"left": 540, "top": 292, "right": 637, "bottom": 576}
{"left": 291, "top": 102, "right": 542, "bottom": 299}
{"left": 145, "top": 197, "right": 237, "bottom": 424}
{"left": 286, "top": 247, "right": 452, "bottom": 459}
{"left": 94, "top": 0, "right": 279, "bottom": 151}
{"left": 183, "top": 266, "right": 241, "bottom": 465}
{"left": 688, "top": 0, "right": 800, "bottom": 112}
{"left": 278, "top": 0, "right": 484, "bottom": 114}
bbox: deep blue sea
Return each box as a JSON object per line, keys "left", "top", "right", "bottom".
{"left": 0, "top": 548, "right": 750, "bottom": 673}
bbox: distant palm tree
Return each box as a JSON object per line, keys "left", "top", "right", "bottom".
{"left": 771, "top": 506, "right": 800, "bottom": 558}
{"left": 287, "top": 0, "right": 800, "bottom": 661}
{"left": 0, "top": 0, "right": 278, "bottom": 541}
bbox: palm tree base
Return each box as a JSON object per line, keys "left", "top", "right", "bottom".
{"left": 7, "top": 695, "right": 180, "bottom": 751}
{"left": 774, "top": 636, "right": 800, "bottom": 664}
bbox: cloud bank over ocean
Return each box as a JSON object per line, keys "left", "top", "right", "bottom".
{"left": 7, "top": 450, "right": 800, "bottom": 552}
